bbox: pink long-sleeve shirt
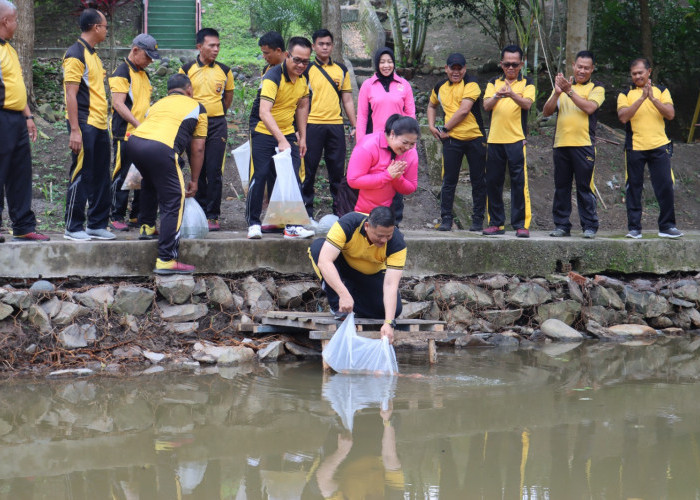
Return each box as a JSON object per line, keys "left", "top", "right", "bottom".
{"left": 347, "top": 132, "right": 418, "bottom": 214}
{"left": 356, "top": 73, "right": 416, "bottom": 142}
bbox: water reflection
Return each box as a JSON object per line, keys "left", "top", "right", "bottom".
{"left": 1, "top": 340, "right": 700, "bottom": 498}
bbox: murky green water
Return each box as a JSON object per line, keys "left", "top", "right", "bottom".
{"left": 2, "top": 339, "right": 700, "bottom": 499}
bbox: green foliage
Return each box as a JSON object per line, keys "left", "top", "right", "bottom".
{"left": 591, "top": 0, "right": 700, "bottom": 83}
{"left": 200, "top": 1, "right": 263, "bottom": 67}
{"left": 244, "top": 0, "right": 322, "bottom": 41}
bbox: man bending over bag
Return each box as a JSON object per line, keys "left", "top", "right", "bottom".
{"left": 126, "top": 74, "right": 206, "bottom": 274}
{"left": 309, "top": 206, "right": 404, "bottom": 341}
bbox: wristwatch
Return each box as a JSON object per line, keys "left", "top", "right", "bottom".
{"left": 384, "top": 319, "right": 397, "bottom": 328}
{"left": 567, "top": 90, "right": 574, "bottom": 97}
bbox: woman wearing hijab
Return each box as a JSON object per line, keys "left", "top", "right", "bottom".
{"left": 355, "top": 48, "right": 416, "bottom": 223}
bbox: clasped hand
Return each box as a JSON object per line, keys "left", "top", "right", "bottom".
{"left": 387, "top": 160, "right": 407, "bottom": 179}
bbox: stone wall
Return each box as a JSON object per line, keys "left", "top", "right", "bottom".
{"left": 358, "top": 0, "right": 386, "bottom": 57}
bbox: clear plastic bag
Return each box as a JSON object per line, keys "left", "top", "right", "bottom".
{"left": 322, "top": 313, "right": 399, "bottom": 375}
{"left": 322, "top": 373, "right": 397, "bottom": 431}
{"left": 232, "top": 141, "right": 250, "bottom": 194}
{"left": 180, "top": 198, "right": 209, "bottom": 239}
{"left": 121, "top": 164, "right": 142, "bottom": 190}
{"left": 261, "top": 148, "right": 310, "bottom": 226}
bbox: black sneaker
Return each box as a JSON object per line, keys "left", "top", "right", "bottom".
{"left": 626, "top": 230, "right": 642, "bottom": 239}
{"left": 437, "top": 218, "right": 453, "bottom": 231}
{"left": 549, "top": 228, "right": 571, "bottom": 237}
{"left": 658, "top": 227, "right": 683, "bottom": 238}
{"left": 582, "top": 229, "right": 596, "bottom": 239}
{"left": 469, "top": 221, "right": 483, "bottom": 232}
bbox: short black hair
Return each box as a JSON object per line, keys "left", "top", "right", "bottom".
{"left": 79, "top": 8, "right": 103, "bottom": 32}
{"left": 167, "top": 73, "right": 192, "bottom": 92}
{"left": 630, "top": 57, "right": 651, "bottom": 70}
{"left": 575, "top": 50, "right": 595, "bottom": 64}
{"left": 312, "top": 29, "right": 333, "bottom": 43}
{"left": 258, "top": 31, "right": 285, "bottom": 51}
{"left": 501, "top": 44, "right": 523, "bottom": 60}
{"left": 367, "top": 206, "right": 396, "bottom": 228}
{"left": 385, "top": 114, "right": 421, "bottom": 137}
{"left": 288, "top": 36, "right": 312, "bottom": 53}
{"left": 196, "top": 28, "right": 219, "bottom": 45}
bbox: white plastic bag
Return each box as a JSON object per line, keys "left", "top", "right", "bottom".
{"left": 121, "top": 164, "right": 142, "bottom": 190}
{"left": 322, "top": 374, "right": 397, "bottom": 431}
{"left": 180, "top": 198, "right": 208, "bottom": 239}
{"left": 261, "top": 148, "right": 310, "bottom": 226}
{"left": 232, "top": 141, "right": 250, "bottom": 194}
{"left": 322, "top": 313, "right": 399, "bottom": 375}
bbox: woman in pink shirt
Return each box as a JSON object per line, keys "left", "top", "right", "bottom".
{"left": 347, "top": 115, "right": 419, "bottom": 219}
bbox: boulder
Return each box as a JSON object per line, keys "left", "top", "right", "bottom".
{"left": 446, "top": 304, "right": 473, "bottom": 325}
{"left": 398, "top": 301, "right": 431, "bottom": 319}
{"left": 258, "top": 340, "right": 285, "bottom": 361}
{"left": 28, "top": 304, "right": 51, "bottom": 333}
{"left": 649, "top": 315, "right": 674, "bottom": 329}
{"left": 277, "top": 282, "right": 317, "bottom": 308}
{"left": 159, "top": 303, "right": 208, "bottom": 322}
{"left": 205, "top": 276, "right": 235, "bottom": 308}
{"left": 413, "top": 281, "right": 435, "bottom": 300}
{"left": 58, "top": 324, "right": 88, "bottom": 349}
{"left": 585, "top": 320, "right": 615, "bottom": 339}
{"left": 166, "top": 322, "right": 199, "bottom": 334}
{"left": 537, "top": 300, "right": 581, "bottom": 326}
{"left": 437, "top": 281, "right": 493, "bottom": 307}
{"left": 242, "top": 276, "right": 274, "bottom": 319}
{"left": 488, "top": 333, "right": 520, "bottom": 347}
{"left": 607, "top": 324, "right": 657, "bottom": 337}
{"left": 507, "top": 282, "right": 552, "bottom": 307}
{"left": 2, "top": 290, "right": 33, "bottom": 309}
{"left": 593, "top": 275, "right": 626, "bottom": 292}
{"left": 668, "top": 297, "right": 695, "bottom": 308}
{"left": 455, "top": 334, "right": 492, "bottom": 347}
{"left": 540, "top": 318, "right": 583, "bottom": 340}
{"left": 671, "top": 282, "right": 700, "bottom": 303}
{"left": 114, "top": 286, "right": 155, "bottom": 315}
{"left": 74, "top": 285, "right": 115, "bottom": 310}
{"left": 590, "top": 285, "right": 625, "bottom": 310}
{"left": 567, "top": 279, "right": 585, "bottom": 304}
{"left": 622, "top": 286, "right": 670, "bottom": 318}
{"left": 53, "top": 301, "right": 90, "bottom": 326}
{"left": 480, "top": 308, "right": 523, "bottom": 329}
{"left": 156, "top": 275, "right": 195, "bottom": 304}
{"left": 262, "top": 277, "right": 277, "bottom": 296}
{"left": 29, "top": 280, "right": 55, "bottom": 295}
{"left": 481, "top": 275, "right": 509, "bottom": 289}
{"left": 193, "top": 342, "right": 255, "bottom": 365}
{"left": 193, "top": 278, "right": 207, "bottom": 295}
{"left": 581, "top": 305, "right": 624, "bottom": 326}
{"left": 0, "top": 302, "right": 14, "bottom": 321}
{"left": 285, "top": 342, "right": 321, "bottom": 357}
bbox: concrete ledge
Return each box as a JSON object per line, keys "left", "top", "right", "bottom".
{"left": 1, "top": 230, "right": 698, "bottom": 279}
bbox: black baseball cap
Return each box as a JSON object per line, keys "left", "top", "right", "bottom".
{"left": 446, "top": 53, "right": 466, "bottom": 67}
{"left": 132, "top": 33, "right": 161, "bottom": 60}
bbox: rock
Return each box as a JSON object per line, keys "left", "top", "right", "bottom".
{"left": 672, "top": 308, "right": 700, "bottom": 329}
{"left": 481, "top": 275, "right": 509, "bottom": 289}
{"left": 285, "top": 342, "right": 321, "bottom": 357}
{"left": 160, "top": 303, "right": 208, "bottom": 322}
{"left": 193, "top": 278, "right": 207, "bottom": 295}
{"left": 37, "top": 103, "right": 56, "bottom": 122}
{"left": 437, "top": 281, "right": 493, "bottom": 307}
{"left": 74, "top": 285, "right": 115, "bottom": 310}
{"left": 398, "top": 301, "right": 431, "bottom": 319}
{"left": 649, "top": 315, "right": 674, "bottom": 328}
{"left": 424, "top": 301, "right": 441, "bottom": 320}
{"left": 607, "top": 324, "right": 657, "bottom": 337}
{"left": 447, "top": 304, "right": 474, "bottom": 324}
{"left": 581, "top": 305, "right": 623, "bottom": 326}
{"left": 468, "top": 318, "right": 496, "bottom": 333}
{"left": 40, "top": 296, "right": 62, "bottom": 318}
{"left": 540, "top": 318, "right": 583, "bottom": 340}
{"left": 671, "top": 283, "right": 700, "bottom": 303}
{"left": 631, "top": 279, "right": 655, "bottom": 291}
{"left": 242, "top": 276, "right": 274, "bottom": 319}
{"left": 0, "top": 418, "right": 11, "bottom": 436}
{"left": 593, "top": 275, "right": 626, "bottom": 292}
{"left": 47, "top": 368, "right": 94, "bottom": 378}
{"left": 488, "top": 334, "right": 520, "bottom": 347}
{"left": 480, "top": 309, "right": 523, "bottom": 329}
{"left": 507, "top": 283, "right": 552, "bottom": 307}
{"left": 585, "top": 320, "right": 614, "bottom": 339}
{"left": 53, "top": 301, "right": 90, "bottom": 326}
{"left": 28, "top": 304, "right": 51, "bottom": 333}
{"left": 166, "top": 322, "right": 199, "bottom": 334}
{"left": 668, "top": 297, "right": 695, "bottom": 308}
{"left": 262, "top": 277, "right": 277, "bottom": 296}
{"left": 661, "top": 327, "right": 684, "bottom": 336}
{"left": 193, "top": 342, "right": 255, "bottom": 364}
{"left": 537, "top": 300, "right": 581, "bottom": 326}
{"left": 114, "top": 286, "right": 155, "bottom": 315}
{"left": 29, "top": 280, "right": 55, "bottom": 295}
{"left": 0, "top": 302, "right": 13, "bottom": 320}
{"left": 413, "top": 281, "right": 435, "bottom": 300}
{"left": 58, "top": 324, "right": 88, "bottom": 349}
{"left": 120, "top": 314, "right": 139, "bottom": 333}
{"left": 455, "top": 334, "right": 492, "bottom": 347}
{"left": 622, "top": 286, "right": 670, "bottom": 318}
{"left": 81, "top": 324, "right": 97, "bottom": 343}
{"left": 590, "top": 285, "right": 625, "bottom": 310}
{"left": 205, "top": 276, "right": 235, "bottom": 308}
{"left": 155, "top": 65, "right": 168, "bottom": 76}
{"left": 2, "top": 290, "right": 33, "bottom": 309}
{"left": 258, "top": 340, "right": 285, "bottom": 361}
{"left": 567, "top": 279, "right": 585, "bottom": 303}
{"left": 112, "top": 346, "right": 142, "bottom": 359}
{"left": 156, "top": 275, "right": 195, "bottom": 304}
{"left": 277, "top": 282, "right": 316, "bottom": 308}
{"left": 143, "top": 350, "right": 166, "bottom": 363}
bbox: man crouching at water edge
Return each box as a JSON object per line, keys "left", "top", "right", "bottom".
{"left": 309, "top": 206, "right": 405, "bottom": 342}
{"left": 126, "top": 74, "right": 206, "bottom": 275}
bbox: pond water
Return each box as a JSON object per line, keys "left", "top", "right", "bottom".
{"left": 2, "top": 339, "right": 700, "bottom": 499}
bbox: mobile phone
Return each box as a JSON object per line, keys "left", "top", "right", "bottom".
{"left": 436, "top": 126, "right": 448, "bottom": 134}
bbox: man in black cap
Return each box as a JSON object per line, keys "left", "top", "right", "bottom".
{"left": 108, "top": 33, "right": 159, "bottom": 232}
{"left": 427, "top": 53, "right": 486, "bottom": 231}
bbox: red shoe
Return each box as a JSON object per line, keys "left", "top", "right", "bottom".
{"left": 13, "top": 232, "right": 50, "bottom": 241}
{"left": 207, "top": 219, "right": 221, "bottom": 231}
{"left": 110, "top": 220, "right": 130, "bottom": 231}
{"left": 482, "top": 226, "right": 505, "bottom": 235}
{"left": 261, "top": 224, "right": 284, "bottom": 233}
{"left": 127, "top": 218, "right": 140, "bottom": 228}
{"left": 154, "top": 259, "right": 196, "bottom": 275}
{"left": 516, "top": 228, "right": 530, "bottom": 238}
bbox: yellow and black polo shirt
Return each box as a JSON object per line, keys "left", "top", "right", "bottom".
{"left": 325, "top": 212, "right": 407, "bottom": 275}
{"left": 109, "top": 57, "right": 153, "bottom": 139}
{"left": 306, "top": 57, "right": 351, "bottom": 125}
{"left": 552, "top": 80, "right": 605, "bottom": 148}
{"left": 429, "top": 75, "right": 484, "bottom": 141}
{"left": 179, "top": 56, "right": 234, "bottom": 118}
{"left": 617, "top": 84, "right": 673, "bottom": 151}
{"left": 249, "top": 61, "right": 309, "bottom": 136}
{"left": 63, "top": 37, "right": 108, "bottom": 130}
{"left": 0, "top": 38, "right": 27, "bottom": 112}
{"left": 261, "top": 63, "right": 274, "bottom": 76}
{"left": 131, "top": 93, "right": 208, "bottom": 155}
{"left": 484, "top": 74, "right": 535, "bottom": 143}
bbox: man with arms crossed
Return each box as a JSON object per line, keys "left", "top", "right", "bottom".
{"left": 542, "top": 50, "right": 604, "bottom": 239}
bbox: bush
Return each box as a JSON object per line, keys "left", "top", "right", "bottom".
{"left": 246, "top": 0, "right": 322, "bottom": 41}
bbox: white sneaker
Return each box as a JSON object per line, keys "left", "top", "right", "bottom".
{"left": 247, "top": 224, "right": 262, "bottom": 239}
{"left": 658, "top": 227, "right": 684, "bottom": 238}
{"left": 284, "top": 225, "right": 315, "bottom": 239}
{"left": 64, "top": 230, "right": 92, "bottom": 241}
{"left": 86, "top": 228, "right": 116, "bottom": 240}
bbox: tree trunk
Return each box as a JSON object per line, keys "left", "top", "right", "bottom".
{"left": 565, "top": 0, "right": 588, "bottom": 78}
{"left": 639, "top": 0, "right": 653, "bottom": 65}
{"left": 321, "top": 0, "right": 345, "bottom": 64}
{"left": 14, "top": 0, "right": 35, "bottom": 108}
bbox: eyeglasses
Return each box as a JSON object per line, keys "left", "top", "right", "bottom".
{"left": 290, "top": 56, "right": 310, "bottom": 66}
{"left": 501, "top": 62, "right": 521, "bottom": 68}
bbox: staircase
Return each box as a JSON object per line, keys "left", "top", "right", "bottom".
{"left": 146, "top": 0, "right": 198, "bottom": 49}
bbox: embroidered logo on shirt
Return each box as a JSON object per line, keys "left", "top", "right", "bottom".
{"left": 396, "top": 84, "right": 404, "bottom": 92}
